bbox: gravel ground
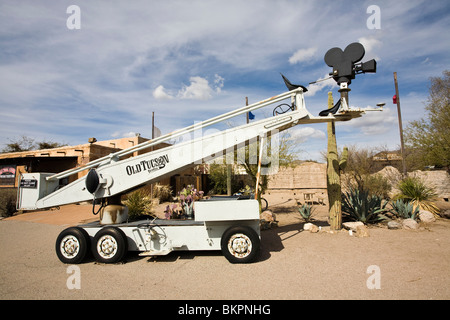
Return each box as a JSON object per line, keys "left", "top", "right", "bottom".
{"left": 1, "top": 196, "right": 450, "bottom": 301}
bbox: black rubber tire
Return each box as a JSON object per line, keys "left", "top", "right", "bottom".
{"left": 56, "top": 227, "right": 90, "bottom": 264}
{"left": 261, "top": 198, "right": 268, "bottom": 211}
{"left": 221, "top": 226, "right": 260, "bottom": 264}
{"left": 92, "top": 227, "right": 127, "bottom": 264}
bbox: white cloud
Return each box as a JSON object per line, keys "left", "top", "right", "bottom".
{"left": 289, "top": 126, "right": 326, "bottom": 143}
{"left": 153, "top": 75, "right": 224, "bottom": 101}
{"left": 153, "top": 85, "right": 174, "bottom": 100}
{"left": 358, "top": 36, "right": 382, "bottom": 60}
{"left": 178, "top": 76, "right": 214, "bottom": 100}
{"left": 214, "top": 74, "right": 225, "bottom": 93}
{"left": 305, "top": 74, "right": 335, "bottom": 97}
{"left": 289, "top": 47, "right": 317, "bottom": 64}
{"left": 338, "top": 107, "right": 397, "bottom": 136}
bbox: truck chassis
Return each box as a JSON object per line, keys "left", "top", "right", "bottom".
{"left": 56, "top": 197, "right": 261, "bottom": 264}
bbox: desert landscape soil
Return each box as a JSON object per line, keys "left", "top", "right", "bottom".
{"left": 1, "top": 192, "right": 450, "bottom": 300}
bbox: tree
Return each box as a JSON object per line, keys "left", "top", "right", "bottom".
{"left": 238, "top": 131, "right": 297, "bottom": 195}
{"left": 2, "top": 136, "right": 35, "bottom": 153}
{"left": 2, "top": 136, "right": 66, "bottom": 153}
{"left": 405, "top": 70, "right": 450, "bottom": 172}
{"left": 209, "top": 163, "right": 239, "bottom": 194}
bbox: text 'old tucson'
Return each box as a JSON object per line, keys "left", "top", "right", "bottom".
{"left": 125, "top": 154, "right": 169, "bottom": 176}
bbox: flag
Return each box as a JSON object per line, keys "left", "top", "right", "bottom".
{"left": 248, "top": 111, "right": 255, "bottom": 120}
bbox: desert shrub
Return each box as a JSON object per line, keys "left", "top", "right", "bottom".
{"left": 123, "top": 190, "right": 154, "bottom": 221}
{"left": 208, "top": 164, "right": 239, "bottom": 194}
{"left": 394, "top": 176, "right": 439, "bottom": 215}
{"left": 390, "top": 199, "right": 420, "bottom": 220}
{"left": 342, "top": 188, "right": 388, "bottom": 224}
{"left": 298, "top": 203, "right": 314, "bottom": 222}
{"left": 364, "top": 174, "right": 392, "bottom": 199}
{"left": 152, "top": 183, "right": 173, "bottom": 202}
{"left": 0, "top": 188, "right": 17, "bottom": 217}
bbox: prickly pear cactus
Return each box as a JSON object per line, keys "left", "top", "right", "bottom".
{"left": 326, "top": 92, "right": 348, "bottom": 230}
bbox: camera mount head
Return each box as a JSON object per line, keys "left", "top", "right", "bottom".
{"left": 324, "top": 42, "right": 376, "bottom": 85}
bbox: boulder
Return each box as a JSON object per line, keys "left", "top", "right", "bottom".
{"left": 387, "top": 221, "right": 402, "bottom": 229}
{"left": 309, "top": 224, "right": 319, "bottom": 233}
{"left": 356, "top": 225, "right": 370, "bottom": 237}
{"left": 402, "top": 218, "right": 418, "bottom": 230}
{"left": 260, "top": 210, "right": 278, "bottom": 230}
{"left": 419, "top": 210, "right": 436, "bottom": 223}
{"left": 261, "top": 210, "right": 275, "bottom": 223}
{"left": 303, "top": 223, "right": 319, "bottom": 233}
{"left": 343, "top": 221, "right": 364, "bottom": 232}
{"left": 441, "top": 209, "right": 450, "bottom": 219}
{"left": 303, "top": 223, "right": 314, "bottom": 231}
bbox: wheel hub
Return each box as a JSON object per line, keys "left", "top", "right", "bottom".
{"left": 228, "top": 233, "right": 252, "bottom": 258}
{"left": 61, "top": 235, "right": 79, "bottom": 258}
{"left": 97, "top": 235, "right": 118, "bottom": 258}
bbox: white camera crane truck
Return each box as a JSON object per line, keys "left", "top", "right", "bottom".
{"left": 16, "top": 43, "right": 381, "bottom": 264}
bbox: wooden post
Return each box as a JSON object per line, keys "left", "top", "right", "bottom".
{"left": 226, "top": 164, "right": 232, "bottom": 196}
{"left": 393, "top": 72, "right": 407, "bottom": 177}
{"left": 254, "top": 136, "right": 264, "bottom": 201}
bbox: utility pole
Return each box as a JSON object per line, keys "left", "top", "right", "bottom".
{"left": 152, "top": 111, "right": 155, "bottom": 139}
{"left": 151, "top": 111, "right": 155, "bottom": 198}
{"left": 393, "top": 72, "right": 407, "bottom": 177}
{"left": 246, "top": 97, "right": 249, "bottom": 124}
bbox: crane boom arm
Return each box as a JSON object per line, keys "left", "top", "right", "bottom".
{"left": 18, "top": 87, "right": 374, "bottom": 211}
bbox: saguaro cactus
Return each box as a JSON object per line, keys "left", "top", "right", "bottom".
{"left": 326, "top": 92, "right": 348, "bottom": 230}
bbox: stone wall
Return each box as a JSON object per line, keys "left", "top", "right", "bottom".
{"left": 267, "top": 162, "right": 327, "bottom": 204}
{"left": 266, "top": 162, "right": 450, "bottom": 203}
{"left": 374, "top": 166, "right": 449, "bottom": 200}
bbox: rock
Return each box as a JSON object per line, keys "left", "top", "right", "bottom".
{"left": 343, "top": 221, "right": 364, "bottom": 232}
{"left": 303, "top": 223, "right": 314, "bottom": 231}
{"left": 260, "top": 210, "right": 275, "bottom": 223}
{"left": 260, "top": 210, "right": 278, "bottom": 230}
{"left": 356, "top": 225, "right": 370, "bottom": 237}
{"left": 260, "top": 220, "right": 271, "bottom": 230}
{"left": 303, "top": 223, "right": 319, "bottom": 233}
{"left": 441, "top": 209, "right": 450, "bottom": 219}
{"left": 309, "top": 224, "right": 319, "bottom": 233}
{"left": 387, "top": 221, "right": 402, "bottom": 229}
{"left": 402, "top": 218, "right": 418, "bottom": 230}
{"left": 419, "top": 210, "right": 436, "bottom": 223}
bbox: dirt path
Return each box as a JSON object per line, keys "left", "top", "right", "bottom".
{"left": 1, "top": 195, "right": 450, "bottom": 300}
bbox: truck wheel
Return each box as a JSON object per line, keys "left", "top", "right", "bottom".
{"left": 56, "top": 227, "right": 90, "bottom": 264}
{"left": 92, "top": 227, "right": 127, "bottom": 264}
{"left": 221, "top": 226, "right": 260, "bottom": 264}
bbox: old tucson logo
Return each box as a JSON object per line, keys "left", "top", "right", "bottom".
{"left": 126, "top": 154, "right": 169, "bottom": 176}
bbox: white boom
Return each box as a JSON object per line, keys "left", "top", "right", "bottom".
{"left": 17, "top": 86, "right": 379, "bottom": 211}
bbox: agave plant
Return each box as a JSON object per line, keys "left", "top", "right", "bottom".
{"left": 341, "top": 188, "right": 388, "bottom": 224}
{"left": 390, "top": 199, "right": 420, "bottom": 220}
{"left": 395, "top": 177, "right": 439, "bottom": 216}
{"left": 123, "top": 190, "right": 154, "bottom": 221}
{"left": 298, "top": 203, "right": 314, "bottom": 222}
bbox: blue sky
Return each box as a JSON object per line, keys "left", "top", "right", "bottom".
{"left": 0, "top": 0, "right": 449, "bottom": 162}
